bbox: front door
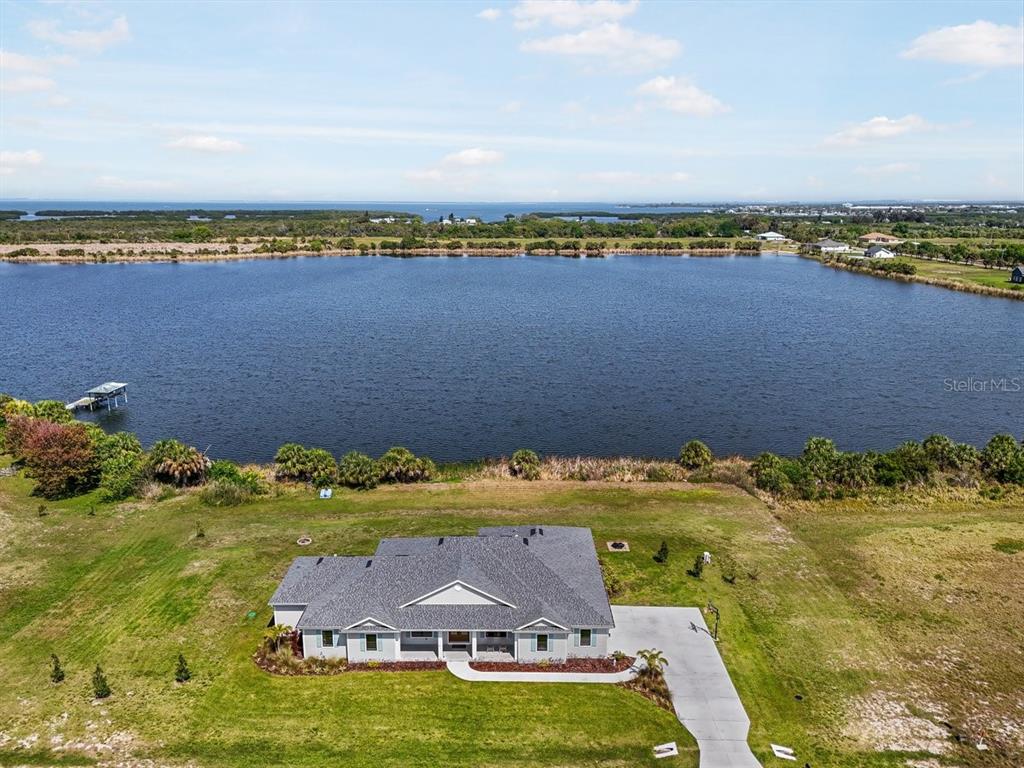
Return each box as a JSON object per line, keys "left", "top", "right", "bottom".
{"left": 448, "top": 631, "right": 470, "bottom": 644}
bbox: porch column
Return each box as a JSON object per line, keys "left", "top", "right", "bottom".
{"left": 513, "top": 633, "right": 517, "bottom": 661}
{"left": 395, "top": 633, "right": 402, "bottom": 662}
{"left": 437, "top": 632, "right": 444, "bottom": 661}
{"left": 470, "top": 631, "right": 477, "bottom": 659}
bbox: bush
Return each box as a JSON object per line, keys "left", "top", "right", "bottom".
{"left": 274, "top": 443, "right": 311, "bottom": 481}
{"left": 981, "top": 434, "right": 1022, "bottom": 483}
{"left": 50, "top": 654, "right": 65, "bottom": 684}
{"left": 306, "top": 448, "right": 337, "bottom": 488}
{"left": 678, "top": 440, "right": 713, "bottom": 470}
{"left": 199, "top": 480, "right": 255, "bottom": 506}
{"left": 509, "top": 449, "right": 541, "bottom": 480}
{"left": 801, "top": 437, "right": 840, "bottom": 488}
{"left": 644, "top": 463, "right": 678, "bottom": 482}
{"left": 687, "top": 555, "right": 704, "bottom": 578}
{"left": 175, "top": 653, "right": 191, "bottom": 683}
{"left": 148, "top": 439, "right": 209, "bottom": 486}
{"left": 833, "top": 451, "right": 876, "bottom": 491}
{"left": 923, "top": 433, "right": 957, "bottom": 469}
{"left": 653, "top": 541, "right": 669, "bottom": 564}
{"left": 337, "top": 451, "right": 379, "bottom": 490}
{"left": 378, "top": 447, "right": 435, "bottom": 484}
{"left": 33, "top": 400, "right": 73, "bottom": 424}
{"left": 209, "top": 459, "right": 243, "bottom": 484}
{"left": 18, "top": 418, "right": 100, "bottom": 499}
{"left": 886, "top": 441, "right": 935, "bottom": 484}
{"left": 92, "top": 665, "right": 111, "bottom": 699}
{"left": 750, "top": 452, "right": 790, "bottom": 495}
{"left": 96, "top": 432, "right": 145, "bottom": 502}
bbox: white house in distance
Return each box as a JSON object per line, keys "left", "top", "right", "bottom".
{"left": 756, "top": 231, "right": 787, "bottom": 242}
{"left": 268, "top": 526, "right": 614, "bottom": 663}
{"left": 864, "top": 245, "right": 896, "bottom": 259}
{"left": 857, "top": 231, "right": 902, "bottom": 245}
{"left": 810, "top": 238, "right": 851, "bottom": 254}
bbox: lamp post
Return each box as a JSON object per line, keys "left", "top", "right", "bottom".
{"left": 706, "top": 600, "right": 720, "bottom": 641}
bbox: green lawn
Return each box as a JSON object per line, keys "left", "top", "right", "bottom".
{"left": 909, "top": 257, "right": 1023, "bottom": 292}
{"left": 1, "top": 470, "right": 1021, "bottom": 767}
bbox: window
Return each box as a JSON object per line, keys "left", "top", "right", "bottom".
{"left": 409, "top": 631, "right": 432, "bottom": 638}
{"left": 579, "top": 629, "right": 592, "bottom": 647}
{"left": 365, "top": 633, "right": 378, "bottom": 651}
{"left": 536, "top": 634, "right": 548, "bottom": 652}
{"left": 485, "top": 631, "right": 506, "bottom": 638}
{"left": 321, "top": 630, "right": 333, "bottom": 647}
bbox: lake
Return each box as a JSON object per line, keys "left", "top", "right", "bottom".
{"left": 1, "top": 254, "right": 1020, "bottom": 463}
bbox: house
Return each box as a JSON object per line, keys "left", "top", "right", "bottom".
{"left": 756, "top": 231, "right": 787, "bottom": 242}
{"left": 810, "top": 238, "right": 850, "bottom": 254}
{"left": 269, "top": 526, "right": 614, "bottom": 663}
{"left": 857, "top": 232, "right": 902, "bottom": 245}
{"left": 1012, "top": 265, "right": 1024, "bottom": 284}
{"left": 864, "top": 245, "right": 896, "bottom": 259}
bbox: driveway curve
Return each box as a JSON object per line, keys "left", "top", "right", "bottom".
{"left": 609, "top": 606, "right": 761, "bottom": 768}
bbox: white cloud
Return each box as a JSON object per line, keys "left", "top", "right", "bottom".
{"left": 823, "top": 115, "right": 931, "bottom": 146}
{"left": 522, "top": 22, "right": 679, "bottom": 71}
{"left": 28, "top": 14, "right": 131, "bottom": 53}
{"left": 0, "top": 75, "right": 56, "bottom": 93}
{"left": 854, "top": 162, "right": 919, "bottom": 177}
{"left": 0, "top": 149, "right": 44, "bottom": 175}
{"left": 500, "top": 100, "right": 523, "bottom": 113}
{"left": 511, "top": 0, "right": 638, "bottom": 29}
{"left": 0, "top": 50, "right": 76, "bottom": 72}
{"left": 636, "top": 75, "right": 728, "bottom": 117}
{"left": 902, "top": 20, "right": 1023, "bottom": 68}
{"left": 477, "top": 8, "right": 502, "bottom": 21}
{"left": 404, "top": 168, "right": 445, "bottom": 182}
{"left": 166, "top": 135, "right": 245, "bottom": 153}
{"left": 578, "top": 169, "right": 690, "bottom": 185}
{"left": 442, "top": 147, "right": 504, "bottom": 166}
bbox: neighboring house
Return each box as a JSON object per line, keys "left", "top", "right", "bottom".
{"left": 857, "top": 232, "right": 902, "bottom": 245}
{"left": 1012, "top": 265, "right": 1024, "bottom": 284}
{"left": 810, "top": 238, "right": 850, "bottom": 254}
{"left": 756, "top": 231, "right": 787, "bottom": 242}
{"left": 269, "top": 526, "right": 614, "bottom": 663}
{"left": 864, "top": 245, "right": 896, "bottom": 259}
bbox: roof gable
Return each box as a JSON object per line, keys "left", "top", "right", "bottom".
{"left": 402, "top": 580, "right": 514, "bottom": 608}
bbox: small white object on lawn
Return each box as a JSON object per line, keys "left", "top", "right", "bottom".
{"left": 653, "top": 741, "right": 678, "bottom": 758}
{"left": 319, "top": 488, "right": 333, "bottom": 499}
{"left": 702, "top": 551, "right": 712, "bottom": 564}
{"left": 771, "top": 743, "right": 796, "bottom": 761}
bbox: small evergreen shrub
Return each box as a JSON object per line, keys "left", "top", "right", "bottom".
{"left": 92, "top": 665, "right": 111, "bottom": 699}
{"left": 337, "top": 451, "right": 379, "bottom": 489}
{"left": 378, "top": 447, "right": 435, "bottom": 483}
{"left": 687, "top": 555, "right": 704, "bottom": 578}
{"left": 678, "top": 440, "right": 714, "bottom": 470}
{"left": 509, "top": 449, "right": 541, "bottom": 480}
{"left": 981, "top": 434, "right": 1023, "bottom": 483}
{"left": 50, "top": 654, "right": 65, "bottom": 684}
{"left": 306, "top": 448, "right": 337, "bottom": 488}
{"left": 653, "top": 540, "right": 669, "bottom": 564}
{"left": 175, "top": 653, "right": 191, "bottom": 683}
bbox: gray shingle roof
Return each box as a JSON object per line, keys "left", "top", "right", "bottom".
{"left": 271, "top": 526, "right": 614, "bottom": 631}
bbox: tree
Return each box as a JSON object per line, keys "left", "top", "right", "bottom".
{"left": 305, "top": 448, "right": 337, "bottom": 488}
{"left": 92, "top": 665, "right": 111, "bottom": 699}
{"left": 274, "top": 443, "right": 311, "bottom": 481}
{"left": 678, "top": 440, "right": 714, "bottom": 470}
{"left": 922, "top": 434, "right": 957, "bottom": 469}
{"left": 637, "top": 648, "right": 668, "bottom": 677}
{"left": 50, "top": 654, "right": 65, "bottom": 684}
{"left": 337, "top": 451, "right": 379, "bottom": 490}
{"left": 19, "top": 419, "right": 100, "bottom": 499}
{"left": 378, "top": 447, "right": 435, "bottom": 483}
{"left": 175, "top": 653, "right": 191, "bottom": 683}
{"left": 750, "top": 452, "right": 790, "bottom": 494}
{"left": 653, "top": 540, "right": 669, "bottom": 564}
{"left": 801, "top": 437, "right": 840, "bottom": 488}
{"left": 981, "top": 434, "right": 1022, "bottom": 483}
{"left": 509, "top": 449, "right": 541, "bottom": 480}
{"left": 148, "top": 439, "right": 209, "bottom": 486}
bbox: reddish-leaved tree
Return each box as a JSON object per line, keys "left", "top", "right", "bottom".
{"left": 20, "top": 419, "right": 100, "bottom": 499}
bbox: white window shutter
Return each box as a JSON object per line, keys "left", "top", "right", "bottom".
{"left": 531, "top": 636, "right": 536, "bottom": 652}
{"left": 573, "top": 630, "right": 580, "bottom": 647}
{"left": 315, "top": 632, "right": 322, "bottom": 648}
{"left": 360, "top": 634, "right": 365, "bottom": 652}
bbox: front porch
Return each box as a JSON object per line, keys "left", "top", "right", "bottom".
{"left": 397, "top": 630, "right": 516, "bottom": 662}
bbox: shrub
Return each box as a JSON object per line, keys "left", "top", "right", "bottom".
{"left": 687, "top": 555, "right": 704, "bottom": 578}
{"left": 305, "top": 448, "right": 337, "bottom": 487}
{"left": 981, "top": 434, "right": 1022, "bottom": 483}
{"left": 750, "top": 452, "right": 790, "bottom": 494}
{"left": 148, "top": 439, "right": 209, "bottom": 486}
{"left": 801, "top": 437, "right": 840, "bottom": 487}
{"left": 274, "top": 443, "right": 311, "bottom": 481}
{"left": 50, "top": 654, "right": 65, "bottom": 684}
{"left": 209, "top": 459, "right": 244, "bottom": 484}
{"left": 31, "top": 400, "right": 73, "bottom": 424}
{"left": 92, "top": 665, "right": 111, "bottom": 699}
{"left": 98, "top": 450, "right": 145, "bottom": 502}
{"left": 378, "top": 447, "right": 435, "bottom": 483}
{"left": 949, "top": 442, "right": 981, "bottom": 472}
{"left": 923, "top": 433, "right": 957, "bottom": 469}
{"left": 337, "top": 451, "right": 379, "bottom": 489}
{"left": 644, "top": 463, "right": 677, "bottom": 482}
{"left": 199, "top": 480, "right": 254, "bottom": 506}
{"left": 509, "top": 449, "right": 541, "bottom": 480}
{"left": 653, "top": 540, "right": 669, "bottom": 564}
{"left": 678, "top": 440, "right": 713, "bottom": 470}
{"left": 833, "top": 451, "right": 876, "bottom": 491}
{"left": 175, "top": 653, "right": 191, "bottom": 683}
{"left": 886, "top": 441, "right": 935, "bottom": 484}
{"left": 19, "top": 419, "right": 100, "bottom": 499}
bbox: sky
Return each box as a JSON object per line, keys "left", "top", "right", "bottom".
{"left": 0, "top": 0, "right": 1022, "bottom": 202}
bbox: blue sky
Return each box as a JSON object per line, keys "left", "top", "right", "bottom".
{"left": 1, "top": 0, "right": 1022, "bottom": 202}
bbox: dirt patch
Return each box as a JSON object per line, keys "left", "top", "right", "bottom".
{"left": 469, "top": 656, "right": 634, "bottom": 674}
{"left": 845, "top": 691, "right": 950, "bottom": 755}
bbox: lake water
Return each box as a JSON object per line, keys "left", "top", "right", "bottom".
{"left": 1, "top": 254, "right": 1020, "bottom": 463}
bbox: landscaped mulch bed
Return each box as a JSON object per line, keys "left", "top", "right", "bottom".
{"left": 254, "top": 647, "right": 444, "bottom": 675}
{"left": 469, "top": 656, "right": 635, "bottom": 674}
{"left": 621, "top": 672, "right": 674, "bottom": 713}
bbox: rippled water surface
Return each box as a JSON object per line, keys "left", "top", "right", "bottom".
{"left": 1, "top": 254, "right": 1020, "bottom": 462}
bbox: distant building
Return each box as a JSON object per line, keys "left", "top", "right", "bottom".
{"left": 864, "top": 245, "right": 896, "bottom": 259}
{"left": 1012, "top": 265, "right": 1024, "bottom": 284}
{"left": 811, "top": 238, "right": 850, "bottom": 254}
{"left": 756, "top": 231, "right": 787, "bottom": 241}
{"left": 857, "top": 232, "right": 902, "bottom": 245}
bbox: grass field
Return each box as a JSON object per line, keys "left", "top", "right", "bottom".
{"left": 1, "top": 465, "right": 1022, "bottom": 767}
{"left": 908, "top": 257, "right": 1022, "bottom": 292}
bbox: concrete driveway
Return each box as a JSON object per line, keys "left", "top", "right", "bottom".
{"left": 609, "top": 606, "right": 761, "bottom": 768}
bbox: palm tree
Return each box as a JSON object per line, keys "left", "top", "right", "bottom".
{"left": 637, "top": 648, "right": 668, "bottom": 677}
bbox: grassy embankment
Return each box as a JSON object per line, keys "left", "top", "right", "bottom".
{"left": 1, "top": 460, "right": 1021, "bottom": 767}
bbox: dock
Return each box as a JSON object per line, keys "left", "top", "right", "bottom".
{"left": 66, "top": 382, "right": 129, "bottom": 412}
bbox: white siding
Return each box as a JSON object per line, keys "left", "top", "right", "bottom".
{"left": 272, "top": 605, "right": 305, "bottom": 628}
{"left": 568, "top": 628, "right": 609, "bottom": 658}
{"left": 515, "top": 632, "right": 568, "bottom": 662}
{"left": 345, "top": 632, "right": 398, "bottom": 662}
{"left": 415, "top": 583, "right": 499, "bottom": 605}
{"left": 302, "top": 629, "right": 347, "bottom": 660}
